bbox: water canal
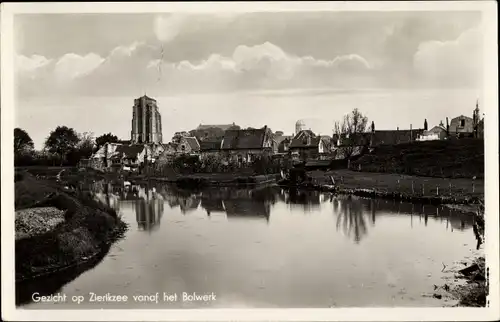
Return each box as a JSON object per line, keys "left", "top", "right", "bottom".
{"left": 20, "top": 182, "right": 480, "bottom": 308}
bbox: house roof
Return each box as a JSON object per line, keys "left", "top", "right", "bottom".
{"left": 333, "top": 129, "right": 425, "bottom": 147}
{"left": 183, "top": 137, "right": 200, "bottom": 151}
{"left": 199, "top": 139, "right": 222, "bottom": 151}
{"left": 427, "top": 125, "right": 446, "bottom": 134}
{"left": 451, "top": 115, "right": 473, "bottom": 122}
{"left": 332, "top": 132, "right": 372, "bottom": 146}
{"left": 371, "top": 129, "right": 424, "bottom": 146}
{"left": 274, "top": 135, "right": 293, "bottom": 145}
{"left": 221, "top": 127, "right": 269, "bottom": 150}
{"left": 196, "top": 123, "right": 236, "bottom": 131}
{"left": 289, "top": 130, "right": 322, "bottom": 148}
{"left": 115, "top": 144, "right": 145, "bottom": 159}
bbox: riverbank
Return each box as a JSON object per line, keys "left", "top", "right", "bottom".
{"left": 452, "top": 256, "right": 488, "bottom": 307}
{"left": 305, "top": 169, "right": 484, "bottom": 205}
{"left": 135, "top": 172, "right": 280, "bottom": 188}
{"left": 15, "top": 172, "right": 127, "bottom": 283}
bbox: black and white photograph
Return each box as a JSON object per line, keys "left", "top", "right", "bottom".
{"left": 1, "top": 2, "right": 499, "bottom": 321}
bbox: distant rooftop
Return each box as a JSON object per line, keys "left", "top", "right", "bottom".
{"left": 196, "top": 123, "right": 236, "bottom": 131}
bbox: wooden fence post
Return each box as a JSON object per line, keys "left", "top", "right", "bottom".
{"left": 422, "top": 183, "right": 425, "bottom": 195}
{"left": 436, "top": 185, "right": 439, "bottom": 196}
{"left": 472, "top": 182, "right": 475, "bottom": 193}
{"left": 449, "top": 182, "right": 452, "bottom": 195}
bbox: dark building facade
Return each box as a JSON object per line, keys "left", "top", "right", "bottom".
{"left": 131, "top": 95, "right": 163, "bottom": 144}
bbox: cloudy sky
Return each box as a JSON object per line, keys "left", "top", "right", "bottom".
{"left": 14, "top": 11, "right": 484, "bottom": 148}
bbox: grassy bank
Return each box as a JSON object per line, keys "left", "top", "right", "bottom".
{"left": 351, "top": 139, "right": 484, "bottom": 179}
{"left": 15, "top": 172, "right": 127, "bottom": 282}
{"left": 306, "top": 169, "right": 483, "bottom": 205}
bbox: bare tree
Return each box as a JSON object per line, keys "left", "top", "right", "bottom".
{"left": 333, "top": 108, "right": 369, "bottom": 159}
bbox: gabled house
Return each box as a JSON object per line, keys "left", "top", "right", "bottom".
{"left": 220, "top": 126, "right": 275, "bottom": 163}
{"left": 331, "top": 132, "right": 371, "bottom": 160}
{"left": 110, "top": 144, "right": 153, "bottom": 170}
{"left": 277, "top": 137, "right": 292, "bottom": 153}
{"left": 289, "top": 130, "right": 328, "bottom": 160}
{"left": 156, "top": 137, "right": 201, "bottom": 164}
{"left": 273, "top": 133, "right": 293, "bottom": 154}
{"left": 418, "top": 125, "right": 447, "bottom": 141}
{"left": 449, "top": 115, "right": 474, "bottom": 135}
{"left": 90, "top": 142, "right": 123, "bottom": 169}
{"left": 176, "top": 136, "right": 200, "bottom": 154}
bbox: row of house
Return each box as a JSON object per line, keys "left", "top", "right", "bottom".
{"left": 418, "top": 107, "right": 484, "bottom": 141}
{"left": 332, "top": 103, "right": 485, "bottom": 157}
{"left": 160, "top": 125, "right": 333, "bottom": 164}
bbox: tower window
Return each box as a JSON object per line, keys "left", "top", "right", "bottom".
{"left": 460, "top": 119, "right": 465, "bottom": 127}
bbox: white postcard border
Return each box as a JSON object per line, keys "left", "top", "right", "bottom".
{"left": 1, "top": 2, "right": 499, "bottom": 321}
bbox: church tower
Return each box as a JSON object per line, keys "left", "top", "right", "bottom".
{"left": 131, "top": 95, "right": 163, "bottom": 144}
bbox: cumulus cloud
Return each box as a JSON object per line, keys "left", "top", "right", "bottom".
{"left": 16, "top": 41, "right": 376, "bottom": 96}
{"left": 54, "top": 53, "right": 104, "bottom": 80}
{"left": 16, "top": 55, "right": 52, "bottom": 74}
{"left": 413, "top": 27, "right": 482, "bottom": 87}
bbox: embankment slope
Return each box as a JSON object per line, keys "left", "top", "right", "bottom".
{"left": 351, "top": 138, "right": 484, "bottom": 179}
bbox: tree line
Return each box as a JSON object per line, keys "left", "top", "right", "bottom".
{"left": 14, "top": 126, "right": 120, "bottom": 167}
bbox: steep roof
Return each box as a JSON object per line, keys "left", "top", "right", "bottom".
{"left": 115, "top": 144, "right": 145, "bottom": 159}
{"left": 289, "top": 130, "right": 321, "bottom": 148}
{"left": 427, "top": 125, "right": 446, "bottom": 134}
{"left": 221, "top": 127, "right": 268, "bottom": 150}
{"left": 183, "top": 137, "right": 201, "bottom": 151}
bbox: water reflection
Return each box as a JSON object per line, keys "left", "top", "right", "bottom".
{"left": 88, "top": 181, "right": 476, "bottom": 239}
{"left": 333, "top": 196, "right": 369, "bottom": 243}
{"left": 91, "top": 182, "right": 164, "bottom": 232}
{"left": 285, "top": 189, "right": 322, "bottom": 212}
